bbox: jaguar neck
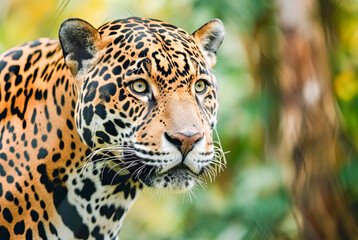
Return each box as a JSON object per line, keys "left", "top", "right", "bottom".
{"left": 62, "top": 153, "right": 143, "bottom": 239}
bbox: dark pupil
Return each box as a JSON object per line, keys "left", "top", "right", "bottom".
{"left": 136, "top": 82, "right": 144, "bottom": 91}
{"left": 197, "top": 83, "right": 203, "bottom": 90}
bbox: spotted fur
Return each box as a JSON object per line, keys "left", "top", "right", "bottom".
{"left": 0, "top": 17, "right": 224, "bottom": 239}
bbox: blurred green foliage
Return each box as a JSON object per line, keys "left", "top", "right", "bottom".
{"left": 2, "top": 0, "right": 358, "bottom": 239}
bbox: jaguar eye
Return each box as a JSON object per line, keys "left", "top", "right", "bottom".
{"left": 195, "top": 80, "right": 207, "bottom": 94}
{"left": 131, "top": 79, "right": 147, "bottom": 94}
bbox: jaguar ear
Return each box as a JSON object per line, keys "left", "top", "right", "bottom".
{"left": 59, "top": 18, "right": 101, "bottom": 78}
{"left": 192, "top": 19, "right": 225, "bottom": 68}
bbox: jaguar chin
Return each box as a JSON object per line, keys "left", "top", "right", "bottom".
{"left": 149, "top": 165, "right": 201, "bottom": 192}
{"left": 131, "top": 161, "right": 208, "bottom": 192}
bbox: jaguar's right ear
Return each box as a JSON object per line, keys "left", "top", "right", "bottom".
{"left": 59, "top": 18, "right": 101, "bottom": 78}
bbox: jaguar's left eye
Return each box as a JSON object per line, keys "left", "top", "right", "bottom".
{"left": 131, "top": 79, "right": 148, "bottom": 94}
{"left": 195, "top": 80, "right": 207, "bottom": 94}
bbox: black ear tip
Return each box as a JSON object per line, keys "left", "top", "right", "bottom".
{"left": 59, "top": 18, "right": 88, "bottom": 34}
{"left": 59, "top": 18, "right": 78, "bottom": 40}
{"left": 59, "top": 18, "right": 98, "bottom": 50}
{"left": 60, "top": 17, "right": 90, "bottom": 26}
{"left": 59, "top": 18, "right": 96, "bottom": 36}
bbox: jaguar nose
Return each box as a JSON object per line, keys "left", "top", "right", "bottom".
{"left": 164, "top": 132, "right": 203, "bottom": 157}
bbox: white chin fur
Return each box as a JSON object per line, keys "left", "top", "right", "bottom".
{"left": 151, "top": 171, "right": 197, "bottom": 193}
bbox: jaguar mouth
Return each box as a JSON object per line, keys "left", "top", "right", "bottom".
{"left": 117, "top": 152, "right": 202, "bottom": 192}
{"left": 139, "top": 163, "right": 200, "bottom": 192}
{"left": 91, "top": 147, "right": 211, "bottom": 192}
{"left": 164, "top": 163, "right": 194, "bottom": 175}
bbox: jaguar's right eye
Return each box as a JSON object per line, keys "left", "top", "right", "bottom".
{"left": 130, "top": 79, "right": 148, "bottom": 94}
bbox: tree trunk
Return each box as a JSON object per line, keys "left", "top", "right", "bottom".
{"left": 277, "top": 0, "right": 358, "bottom": 238}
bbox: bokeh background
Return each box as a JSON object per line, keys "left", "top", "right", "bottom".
{"left": 2, "top": 0, "right": 358, "bottom": 239}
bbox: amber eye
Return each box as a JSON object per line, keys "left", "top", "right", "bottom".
{"left": 195, "top": 80, "right": 207, "bottom": 94}
{"left": 131, "top": 79, "right": 147, "bottom": 94}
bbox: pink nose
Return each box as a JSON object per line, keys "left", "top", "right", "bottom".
{"left": 165, "top": 132, "right": 203, "bottom": 157}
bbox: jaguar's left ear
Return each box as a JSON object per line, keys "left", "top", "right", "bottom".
{"left": 192, "top": 19, "right": 225, "bottom": 68}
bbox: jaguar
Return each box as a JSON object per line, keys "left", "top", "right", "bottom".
{"left": 0, "top": 16, "right": 225, "bottom": 239}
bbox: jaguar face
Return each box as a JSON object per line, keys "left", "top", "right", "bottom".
{"left": 59, "top": 17, "right": 225, "bottom": 192}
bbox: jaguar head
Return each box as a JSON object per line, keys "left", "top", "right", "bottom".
{"left": 59, "top": 17, "right": 225, "bottom": 192}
